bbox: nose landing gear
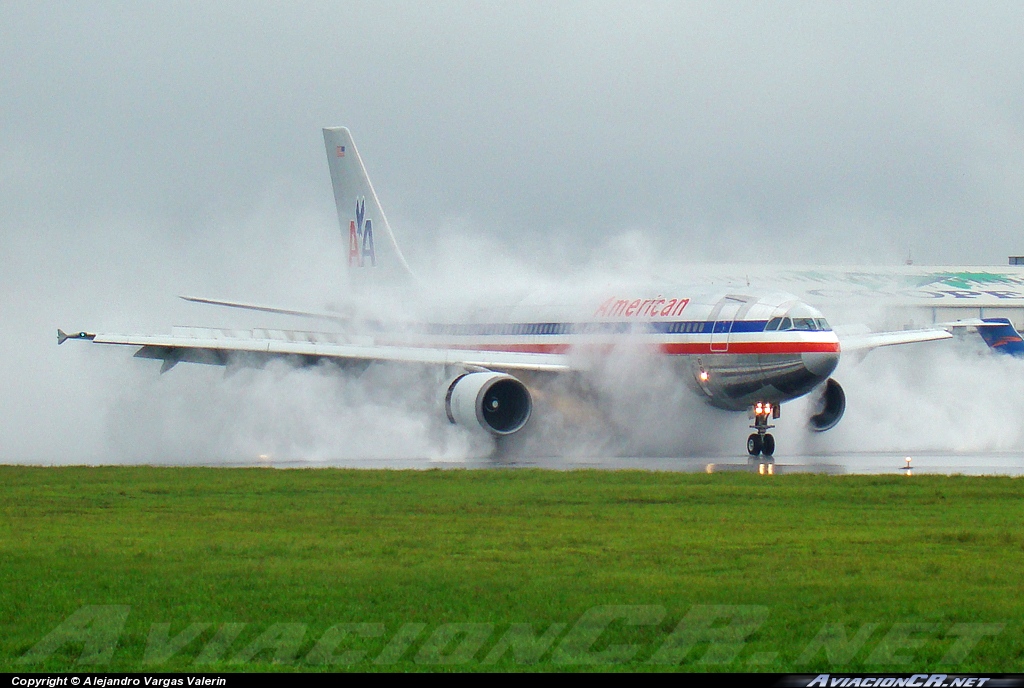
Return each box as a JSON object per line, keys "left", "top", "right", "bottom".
{"left": 747, "top": 402, "right": 779, "bottom": 473}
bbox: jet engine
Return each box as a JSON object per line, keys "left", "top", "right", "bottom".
{"left": 445, "top": 372, "right": 532, "bottom": 435}
{"left": 808, "top": 378, "right": 846, "bottom": 432}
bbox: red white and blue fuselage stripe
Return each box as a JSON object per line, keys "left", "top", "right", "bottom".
{"left": 393, "top": 318, "right": 841, "bottom": 356}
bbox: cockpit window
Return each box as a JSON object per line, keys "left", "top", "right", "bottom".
{"left": 771, "top": 309, "right": 831, "bottom": 333}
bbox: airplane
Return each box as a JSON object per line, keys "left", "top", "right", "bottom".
{"left": 58, "top": 127, "right": 958, "bottom": 462}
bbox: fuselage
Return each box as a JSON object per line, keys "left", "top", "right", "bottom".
{"left": 373, "top": 286, "right": 841, "bottom": 412}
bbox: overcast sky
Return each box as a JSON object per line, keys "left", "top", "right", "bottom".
{"left": 6, "top": 2, "right": 1024, "bottom": 267}
{"left": 4, "top": 1, "right": 1024, "bottom": 461}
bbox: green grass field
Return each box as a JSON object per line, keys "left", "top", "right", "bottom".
{"left": 0, "top": 466, "right": 1021, "bottom": 672}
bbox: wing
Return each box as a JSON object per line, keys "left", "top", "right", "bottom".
{"left": 837, "top": 327, "right": 952, "bottom": 352}
{"left": 57, "top": 327, "right": 571, "bottom": 374}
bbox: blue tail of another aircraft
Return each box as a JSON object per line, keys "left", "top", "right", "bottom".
{"left": 977, "top": 318, "right": 1024, "bottom": 356}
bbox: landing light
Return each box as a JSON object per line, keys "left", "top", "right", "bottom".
{"left": 699, "top": 370, "right": 709, "bottom": 382}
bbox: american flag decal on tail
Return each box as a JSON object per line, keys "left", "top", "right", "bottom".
{"left": 336, "top": 145, "right": 345, "bottom": 157}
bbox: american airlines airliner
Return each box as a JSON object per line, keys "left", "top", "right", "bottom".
{"left": 59, "top": 127, "right": 956, "bottom": 463}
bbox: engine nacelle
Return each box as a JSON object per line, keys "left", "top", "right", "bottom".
{"left": 808, "top": 377, "right": 846, "bottom": 432}
{"left": 445, "top": 372, "right": 532, "bottom": 436}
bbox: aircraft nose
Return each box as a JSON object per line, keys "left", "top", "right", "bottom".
{"left": 801, "top": 352, "right": 839, "bottom": 379}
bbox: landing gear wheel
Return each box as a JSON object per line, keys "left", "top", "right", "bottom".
{"left": 762, "top": 433, "right": 775, "bottom": 457}
{"left": 747, "top": 434, "right": 762, "bottom": 456}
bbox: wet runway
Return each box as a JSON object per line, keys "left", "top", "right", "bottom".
{"left": 190, "top": 451, "right": 1024, "bottom": 475}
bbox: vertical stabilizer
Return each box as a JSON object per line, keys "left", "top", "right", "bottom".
{"left": 977, "top": 318, "right": 1024, "bottom": 356}
{"left": 323, "top": 127, "right": 415, "bottom": 280}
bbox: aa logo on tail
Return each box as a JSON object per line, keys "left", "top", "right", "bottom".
{"left": 348, "top": 198, "right": 376, "bottom": 267}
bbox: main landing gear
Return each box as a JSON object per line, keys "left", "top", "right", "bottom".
{"left": 747, "top": 401, "right": 779, "bottom": 474}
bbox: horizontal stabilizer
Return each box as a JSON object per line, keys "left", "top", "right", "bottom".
{"left": 180, "top": 296, "right": 349, "bottom": 322}
{"left": 935, "top": 318, "right": 989, "bottom": 329}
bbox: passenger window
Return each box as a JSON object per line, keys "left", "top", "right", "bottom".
{"left": 765, "top": 317, "right": 781, "bottom": 331}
